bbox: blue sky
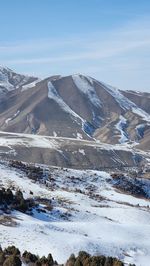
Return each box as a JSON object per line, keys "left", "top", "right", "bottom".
{"left": 0, "top": 0, "right": 150, "bottom": 91}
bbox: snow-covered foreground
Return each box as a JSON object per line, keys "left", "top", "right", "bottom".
{"left": 0, "top": 162, "right": 150, "bottom": 266}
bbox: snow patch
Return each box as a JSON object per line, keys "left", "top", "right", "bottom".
{"left": 5, "top": 110, "right": 20, "bottom": 124}
{"left": 115, "top": 115, "right": 128, "bottom": 143}
{"left": 77, "top": 133, "right": 83, "bottom": 140}
{"left": 100, "top": 82, "right": 135, "bottom": 110}
{"left": 48, "top": 81, "right": 83, "bottom": 123}
{"left": 48, "top": 82, "right": 94, "bottom": 138}
{"left": 72, "top": 74, "right": 101, "bottom": 108}
{"left": 21, "top": 78, "right": 41, "bottom": 91}
{"left": 78, "top": 149, "right": 85, "bottom": 155}
{"left": 100, "top": 81, "right": 150, "bottom": 123}
{"left": 132, "top": 107, "right": 150, "bottom": 123}
{"left": 0, "top": 132, "right": 59, "bottom": 150}
{"left": 53, "top": 131, "right": 58, "bottom": 137}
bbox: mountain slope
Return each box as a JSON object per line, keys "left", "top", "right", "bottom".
{"left": 0, "top": 67, "right": 149, "bottom": 150}
{"left": 0, "top": 131, "right": 148, "bottom": 169}
{"left": 0, "top": 68, "right": 150, "bottom": 266}
{"left": 122, "top": 90, "right": 150, "bottom": 114}
{"left": 0, "top": 160, "right": 150, "bottom": 266}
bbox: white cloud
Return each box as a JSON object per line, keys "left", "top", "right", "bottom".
{"left": 1, "top": 17, "right": 150, "bottom": 63}
{"left": 0, "top": 17, "right": 150, "bottom": 91}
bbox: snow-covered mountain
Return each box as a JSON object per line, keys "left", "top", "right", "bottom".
{"left": 0, "top": 66, "right": 39, "bottom": 94}
{"left": 0, "top": 67, "right": 149, "bottom": 151}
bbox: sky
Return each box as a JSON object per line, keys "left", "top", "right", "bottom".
{"left": 0, "top": 0, "right": 150, "bottom": 92}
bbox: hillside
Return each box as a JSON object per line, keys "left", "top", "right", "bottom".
{"left": 0, "top": 67, "right": 150, "bottom": 266}
{"left": 0, "top": 68, "right": 149, "bottom": 151}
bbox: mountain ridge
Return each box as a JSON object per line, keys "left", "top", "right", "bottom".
{"left": 0, "top": 66, "right": 149, "bottom": 150}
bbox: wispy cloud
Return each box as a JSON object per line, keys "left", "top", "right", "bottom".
{"left": 1, "top": 18, "right": 150, "bottom": 65}
{"left": 0, "top": 17, "right": 150, "bottom": 91}
{"left": 2, "top": 38, "right": 150, "bottom": 65}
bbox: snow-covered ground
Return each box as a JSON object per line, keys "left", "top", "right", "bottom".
{"left": 0, "top": 130, "right": 150, "bottom": 169}
{"left": 0, "top": 130, "right": 142, "bottom": 152}
{"left": 0, "top": 131, "right": 59, "bottom": 150}
{"left": 0, "top": 161, "right": 150, "bottom": 266}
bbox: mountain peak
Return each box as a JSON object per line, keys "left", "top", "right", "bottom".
{"left": 0, "top": 66, "right": 39, "bottom": 93}
{"left": 0, "top": 66, "right": 13, "bottom": 73}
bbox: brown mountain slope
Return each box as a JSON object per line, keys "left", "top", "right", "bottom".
{"left": 122, "top": 90, "right": 150, "bottom": 114}
{"left": 0, "top": 69, "right": 149, "bottom": 150}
